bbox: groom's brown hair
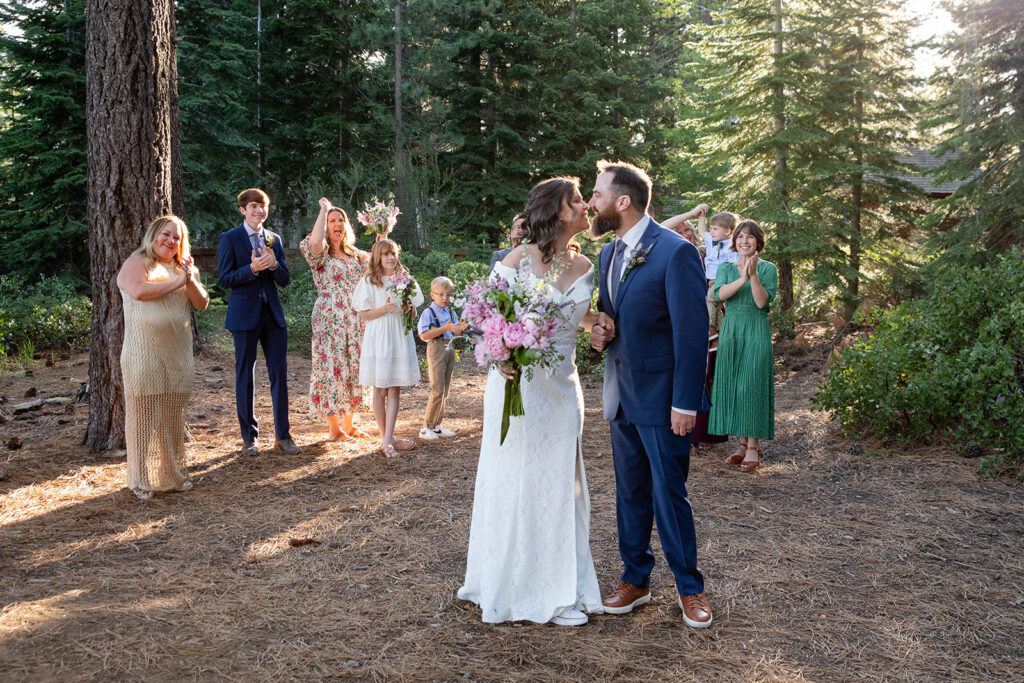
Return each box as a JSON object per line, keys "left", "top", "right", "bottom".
{"left": 596, "top": 160, "right": 652, "bottom": 214}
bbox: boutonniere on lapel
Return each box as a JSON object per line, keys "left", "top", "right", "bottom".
{"left": 264, "top": 234, "right": 276, "bottom": 248}
{"left": 620, "top": 243, "right": 653, "bottom": 283}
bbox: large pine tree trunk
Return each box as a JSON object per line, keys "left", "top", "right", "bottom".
{"left": 772, "top": 0, "right": 794, "bottom": 310}
{"left": 84, "top": 0, "right": 176, "bottom": 451}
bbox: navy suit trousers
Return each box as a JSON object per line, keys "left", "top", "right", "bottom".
{"left": 610, "top": 408, "right": 704, "bottom": 597}
{"left": 232, "top": 302, "right": 290, "bottom": 442}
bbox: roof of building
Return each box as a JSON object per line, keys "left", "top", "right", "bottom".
{"left": 895, "top": 148, "right": 969, "bottom": 196}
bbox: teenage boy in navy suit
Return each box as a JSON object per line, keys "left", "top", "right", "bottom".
{"left": 217, "top": 188, "right": 301, "bottom": 456}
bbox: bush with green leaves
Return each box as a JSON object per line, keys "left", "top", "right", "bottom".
{"left": 419, "top": 250, "right": 454, "bottom": 276}
{"left": 448, "top": 260, "right": 489, "bottom": 291}
{"left": 575, "top": 329, "right": 604, "bottom": 378}
{"left": 278, "top": 267, "right": 317, "bottom": 352}
{"left": 813, "top": 249, "right": 1024, "bottom": 476}
{"left": 0, "top": 274, "right": 92, "bottom": 356}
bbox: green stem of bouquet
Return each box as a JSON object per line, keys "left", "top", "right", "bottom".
{"left": 500, "top": 365, "right": 524, "bottom": 446}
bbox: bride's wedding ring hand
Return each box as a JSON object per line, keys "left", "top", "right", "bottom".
{"left": 591, "top": 323, "right": 610, "bottom": 351}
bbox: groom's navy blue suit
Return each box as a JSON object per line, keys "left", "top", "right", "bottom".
{"left": 597, "top": 218, "right": 710, "bottom": 596}
{"left": 218, "top": 223, "right": 292, "bottom": 443}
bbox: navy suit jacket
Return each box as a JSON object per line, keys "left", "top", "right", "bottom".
{"left": 217, "top": 224, "right": 290, "bottom": 331}
{"left": 598, "top": 219, "right": 710, "bottom": 425}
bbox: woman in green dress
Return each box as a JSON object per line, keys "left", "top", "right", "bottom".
{"left": 708, "top": 219, "right": 777, "bottom": 471}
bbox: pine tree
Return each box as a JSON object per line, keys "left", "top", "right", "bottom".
{"left": 175, "top": 0, "right": 261, "bottom": 242}
{"left": 257, "top": 0, "right": 394, "bottom": 245}
{"left": 926, "top": 0, "right": 1024, "bottom": 256}
{"left": 799, "top": 0, "right": 925, "bottom": 314}
{"left": 693, "top": 0, "right": 820, "bottom": 309}
{"left": 0, "top": 0, "right": 87, "bottom": 280}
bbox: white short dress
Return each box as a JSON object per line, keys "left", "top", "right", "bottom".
{"left": 351, "top": 275, "right": 423, "bottom": 388}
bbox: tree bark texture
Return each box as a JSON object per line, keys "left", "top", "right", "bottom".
{"left": 85, "top": 0, "right": 176, "bottom": 451}
{"left": 772, "top": 0, "right": 794, "bottom": 310}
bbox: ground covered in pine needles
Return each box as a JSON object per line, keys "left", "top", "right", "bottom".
{"left": 1, "top": 333, "right": 1022, "bottom": 681}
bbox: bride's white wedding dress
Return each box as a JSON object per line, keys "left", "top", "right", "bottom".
{"left": 458, "top": 258, "right": 603, "bottom": 624}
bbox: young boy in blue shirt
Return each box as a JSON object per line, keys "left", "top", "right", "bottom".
{"left": 702, "top": 211, "right": 740, "bottom": 338}
{"left": 418, "top": 276, "right": 468, "bottom": 440}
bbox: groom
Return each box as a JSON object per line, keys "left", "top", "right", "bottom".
{"left": 589, "top": 161, "right": 713, "bottom": 628}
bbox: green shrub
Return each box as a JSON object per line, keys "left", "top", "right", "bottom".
{"left": 420, "top": 250, "right": 454, "bottom": 276}
{"left": 813, "top": 249, "right": 1024, "bottom": 476}
{"left": 448, "top": 260, "right": 489, "bottom": 291}
{"left": 575, "top": 329, "right": 605, "bottom": 378}
{"left": 279, "top": 267, "right": 317, "bottom": 351}
{"left": 0, "top": 274, "right": 92, "bottom": 355}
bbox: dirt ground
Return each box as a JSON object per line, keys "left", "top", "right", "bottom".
{"left": 1, "top": 336, "right": 1022, "bottom": 681}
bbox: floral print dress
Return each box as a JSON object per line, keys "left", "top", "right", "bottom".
{"left": 299, "top": 236, "right": 369, "bottom": 418}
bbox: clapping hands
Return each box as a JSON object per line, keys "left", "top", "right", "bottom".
{"left": 741, "top": 253, "right": 760, "bottom": 281}
{"left": 250, "top": 245, "right": 277, "bottom": 272}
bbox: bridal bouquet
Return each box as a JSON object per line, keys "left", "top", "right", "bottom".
{"left": 457, "top": 271, "right": 566, "bottom": 445}
{"left": 387, "top": 269, "right": 419, "bottom": 335}
{"left": 356, "top": 200, "right": 400, "bottom": 238}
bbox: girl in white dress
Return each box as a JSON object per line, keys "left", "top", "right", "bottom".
{"left": 351, "top": 239, "right": 424, "bottom": 458}
{"left": 458, "top": 177, "right": 604, "bottom": 627}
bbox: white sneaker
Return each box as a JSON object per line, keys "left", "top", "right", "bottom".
{"left": 550, "top": 608, "right": 588, "bottom": 627}
{"left": 418, "top": 427, "right": 440, "bottom": 441}
{"left": 435, "top": 425, "right": 457, "bottom": 438}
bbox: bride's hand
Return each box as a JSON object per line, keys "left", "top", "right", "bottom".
{"left": 496, "top": 362, "right": 516, "bottom": 381}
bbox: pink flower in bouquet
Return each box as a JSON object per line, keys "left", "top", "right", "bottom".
{"left": 474, "top": 342, "right": 489, "bottom": 366}
{"left": 502, "top": 322, "right": 528, "bottom": 349}
{"left": 481, "top": 313, "right": 507, "bottom": 337}
{"left": 484, "top": 335, "right": 511, "bottom": 362}
{"left": 356, "top": 200, "right": 400, "bottom": 237}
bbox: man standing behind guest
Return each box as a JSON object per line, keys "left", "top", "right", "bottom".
{"left": 217, "top": 188, "right": 301, "bottom": 456}
{"left": 488, "top": 213, "right": 526, "bottom": 273}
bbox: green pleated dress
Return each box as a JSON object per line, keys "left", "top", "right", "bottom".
{"left": 708, "top": 259, "right": 777, "bottom": 439}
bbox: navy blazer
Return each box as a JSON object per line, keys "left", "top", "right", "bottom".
{"left": 598, "top": 220, "right": 710, "bottom": 425}
{"left": 217, "top": 224, "right": 290, "bottom": 331}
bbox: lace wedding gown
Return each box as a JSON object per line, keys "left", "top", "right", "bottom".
{"left": 458, "top": 259, "right": 603, "bottom": 623}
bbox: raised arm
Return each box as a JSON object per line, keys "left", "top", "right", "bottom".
{"left": 308, "top": 198, "right": 331, "bottom": 256}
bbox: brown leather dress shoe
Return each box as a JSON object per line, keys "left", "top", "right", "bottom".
{"left": 275, "top": 438, "right": 301, "bottom": 455}
{"left": 602, "top": 581, "right": 651, "bottom": 615}
{"left": 678, "top": 592, "right": 713, "bottom": 628}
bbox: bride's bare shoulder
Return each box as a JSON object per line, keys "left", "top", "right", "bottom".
{"left": 500, "top": 245, "right": 529, "bottom": 269}
{"left": 568, "top": 252, "right": 594, "bottom": 277}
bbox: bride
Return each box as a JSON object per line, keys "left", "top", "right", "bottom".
{"left": 458, "top": 177, "right": 606, "bottom": 626}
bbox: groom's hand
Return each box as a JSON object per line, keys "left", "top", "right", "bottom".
{"left": 596, "top": 312, "right": 615, "bottom": 340}
{"left": 671, "top": 411, "right": 695, "bottom": 436}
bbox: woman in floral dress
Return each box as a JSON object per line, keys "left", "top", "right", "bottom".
{"left": 299, "top": 198, "right": 370, "bottom": 442}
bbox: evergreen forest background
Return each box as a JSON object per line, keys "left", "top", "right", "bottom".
{"left": 0, "top": 0, "right": 1022, "bottom": 470}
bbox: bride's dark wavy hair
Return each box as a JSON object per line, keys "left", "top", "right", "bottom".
{"left": 522, "top": 176, "right": 582, "bottom": 264}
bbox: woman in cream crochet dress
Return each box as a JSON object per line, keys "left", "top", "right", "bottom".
{"left": 116, "top": 215, "right": 210, "bottom": 500}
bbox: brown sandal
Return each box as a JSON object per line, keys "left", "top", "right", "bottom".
{"left": 740, "top": 447, "right": 761, "bottom": 471}
{"left": 725, "top": 440, "right": 747, "bottom": 465}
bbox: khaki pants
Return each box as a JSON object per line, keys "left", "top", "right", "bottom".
{"left": 706, "top": 279, "right": 724, "bottom": 330}
{"left": 424, "top": 340, "right": 456, "bottom": 428}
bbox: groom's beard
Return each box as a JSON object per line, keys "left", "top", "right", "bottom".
{"left": 589, "top": 208, "right": 621, "bottom": 238}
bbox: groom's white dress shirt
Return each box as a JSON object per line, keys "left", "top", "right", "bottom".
{"left": 606, "top": 216, "right": 696, "bottom": 418}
